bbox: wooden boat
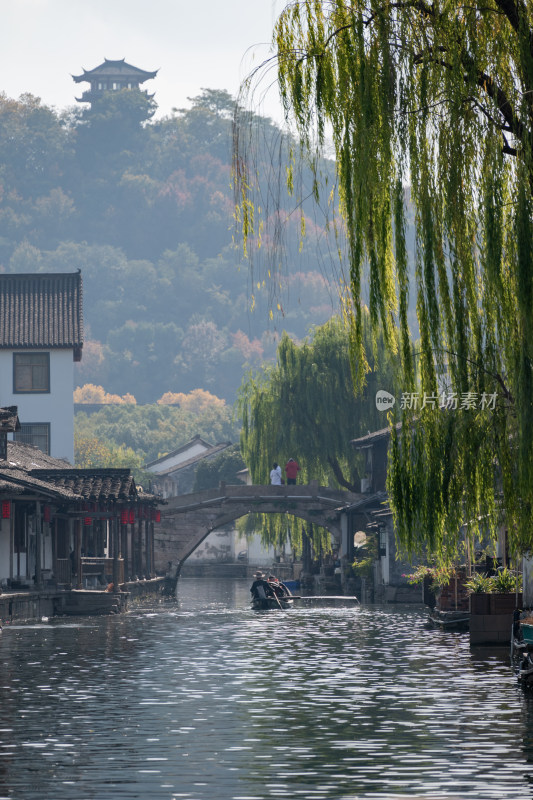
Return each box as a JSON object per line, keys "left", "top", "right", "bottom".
{"left": 427, "top": 608, "right": 469, "bottom": 629}
{"left": 512, "top": 641, "right": 533, "bottom": 687}
{"left": 251, "top": 595, "right": 293, "bottom": 611}
{"left": 511, "top": 621, "right": 533, "bottom": 687}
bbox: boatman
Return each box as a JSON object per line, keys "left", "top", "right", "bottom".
{"left": 250, "top": 571, "right": 273, "bottom": 600}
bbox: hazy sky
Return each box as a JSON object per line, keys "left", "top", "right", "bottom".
{"left": 1, "top": 0, "right": 287, "bottom": 120}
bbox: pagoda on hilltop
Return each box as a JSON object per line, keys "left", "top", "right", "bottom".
{"left": 72, "top": 58, "right": 158, "bottom": 104}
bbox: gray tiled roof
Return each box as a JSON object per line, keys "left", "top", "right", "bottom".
{"left": 152, "top": 442, "right": 232, "bottom": 477}
{"left": 0, "top": 466, "right": 80, "bottom": 500}
{"left": 145, "top": 435, "right": 214, "bottom": 469}
{"left": 31, "top": 469, "right": 137, "bottom": 503}
{"left": 0, "top": 271, "right": 83, "bottom": 360}
{"left": 72, "top": 59, "right": 158, "bottom": 82}
{"left": 0, "top": 443, "right": 164, "bottom": 506}
{"left": 350, "top": 422, "right": 402, "bottom": 448}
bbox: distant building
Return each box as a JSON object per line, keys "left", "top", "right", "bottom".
{"left": 146, "top": 435, "right": 233, "bottom": 498}
{"left": 72, "top": 58, "right": 158, "bottom": 105}
{"left": 0, "top": 271, "right": 83, "bottom": 463}
{"left": 348, "top": 425, "right": 420, "bottom": 602}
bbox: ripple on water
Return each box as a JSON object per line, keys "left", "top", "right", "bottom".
{"left": 0, "top": 581, "right": 530, "bottom": 799}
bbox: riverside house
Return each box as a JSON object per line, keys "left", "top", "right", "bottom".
{"left": 0, "top": 407, "right": 164, "bottom": 620}
{"left": 0, "top": 271, "right": 83, "bottom": 464}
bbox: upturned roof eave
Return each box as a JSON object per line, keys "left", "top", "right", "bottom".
{"left": 72, "top": 59, "right": 158, "bottom": 83}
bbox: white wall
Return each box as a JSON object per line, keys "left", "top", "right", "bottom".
{"left": 190, "top": 528, "right": 236, "bottom": 561}
{"left": 247, "top": 536, "right": 275, "bottom": 566}
{"left": 0, "top": 349, "right": 75, "bottom": 463}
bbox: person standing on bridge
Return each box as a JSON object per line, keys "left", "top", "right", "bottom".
{"left": 284, "top": 458, "right": 301, "bottom": 485}
{"left": 270, "top": 462, "right": 282, "bottom": 485}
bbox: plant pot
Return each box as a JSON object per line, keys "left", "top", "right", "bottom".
{"left": 489, "top": 592, "right": 522, "bottom": 614}
{"left": 470, "top": 592, "right": 522, "bottom": 615}
{"left": 470, "top": 593, "right": 491, "bottom": 614}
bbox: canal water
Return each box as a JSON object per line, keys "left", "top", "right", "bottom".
{"left": 0, "top": 578, "right": 532, "bottom": 800}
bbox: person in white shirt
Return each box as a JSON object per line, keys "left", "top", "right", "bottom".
{"left": 270, "top": 462, "right": 282, "bottom": 485}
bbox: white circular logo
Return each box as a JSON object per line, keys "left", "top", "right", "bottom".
{"left": 375, "top": 390, "right": 396, "bottom": 410}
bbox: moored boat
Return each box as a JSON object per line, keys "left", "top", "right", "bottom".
{"left": 427, "top": 608, "right": 469, "bottom": 629}
{"left": 511, "top": 616, "right": 533, "bottom": 687}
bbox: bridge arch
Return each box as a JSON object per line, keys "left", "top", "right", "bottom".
{"left": 154, "top": 482, "right": 360, "bottom": 572}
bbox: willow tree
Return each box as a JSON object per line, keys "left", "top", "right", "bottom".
{"left": 235, "top": 2, "right": 533, "bottom": 565}
{"left": 238, "top": 314, "right": 395, "bottom": 550}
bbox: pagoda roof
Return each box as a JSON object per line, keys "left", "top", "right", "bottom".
{"left": 72, "top": 59, "right": 158, "bottom": 83}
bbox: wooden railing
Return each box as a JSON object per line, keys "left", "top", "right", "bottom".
{"left": 81, "top": 557, "right": 124, "bottom": 586}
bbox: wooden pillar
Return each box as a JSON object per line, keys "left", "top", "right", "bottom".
{"left": 68, "top": 517, "right": 74, "bottom": 584}
{"left": 75, "top": 519, "right": 82, "bottom": 589}
{"left": 9, "top": 504, "right": 13, "bottom": 582}
{"left": 52, "top": 516, "right": 57, "bottom": 576}
{"left": 35, "top": 501, "right": 42, "bottom": 588}
{"left": 136, "top": 518, "right": 142, "bottom": 578}
{"left": 127, "top": 518, "right": 132, "bottom": 578}
{"left": 130, "top": 519, "right": 136, "bottom": 579}
{"left": 112, "top": 518, "right": 119, "bottom": 590}
{"left": 121, "top": 523, "right": 127, "bottom": 582}
{"left": 146, "top": 520, "right": 152, "bottom": 577}
{"left": 151, "top": 520, "right": 155, "bottom": 578}
{"left": 98, "top": 520, "right": 105, "bottom": 558}
{"left": 144, "top": 519, "right": 149, "bottom": 578}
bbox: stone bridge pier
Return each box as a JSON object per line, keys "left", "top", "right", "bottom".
{"left": 154, "top": 482, "right": 360, "bottom": 574}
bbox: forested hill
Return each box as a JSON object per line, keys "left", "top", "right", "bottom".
{"left": 0, "top": 87, "right": 343, "bottom": 403}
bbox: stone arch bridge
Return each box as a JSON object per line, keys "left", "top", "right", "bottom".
{"left": 154, "top": 482, "right": 360, "bottom": 573}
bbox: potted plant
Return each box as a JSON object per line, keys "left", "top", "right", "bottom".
{"left": 465, "top": 567, "right": 522, "bottom": 614}
{"left": 489, "top": 567, "right": 522, "bottom": 613}
{"left": 464, "top": 572, "right": 494, "bottom": 614}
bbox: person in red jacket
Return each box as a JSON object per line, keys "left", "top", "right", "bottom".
{"left": 284, "top": 457, "right": 301, "bottom": 485}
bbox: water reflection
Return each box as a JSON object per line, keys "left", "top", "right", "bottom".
{"left": 0, "top": 578, "right": 530, "bottom": 799}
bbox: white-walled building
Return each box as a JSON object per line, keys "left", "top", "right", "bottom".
{"left": 0, "top": 272, "right": 83, "bottom": 464}
{"left": 146, "top": 436, "right": 231, "bottom": 498}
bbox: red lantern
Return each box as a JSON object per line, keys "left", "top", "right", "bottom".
{"left": 120, "top": 509, "right": 128, "bottom": 525}
{"left": 84, "top": 517, "right": 91, "bottom": 526}
{"left": 43, "top": 505, "right": 51, "bottom": 522}
{"left": 155, "top": 510, "right": 161, "bottom": 523}
{"left": 2, "top": 501, "right": 10, "bottom": 519}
